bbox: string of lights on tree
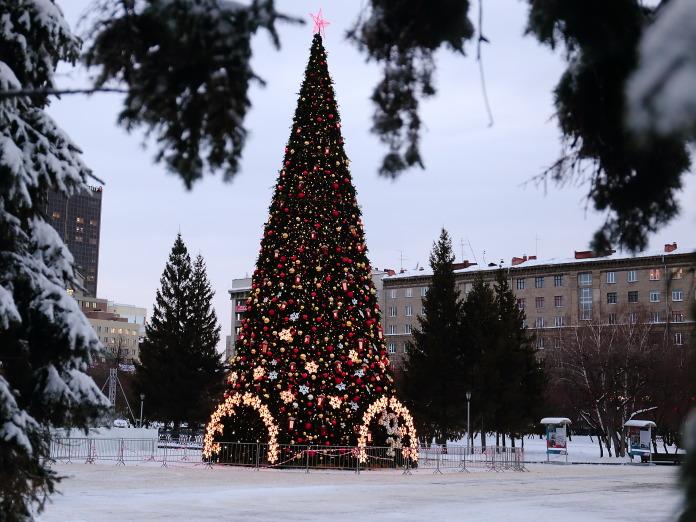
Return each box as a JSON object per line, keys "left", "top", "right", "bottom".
{"left": 204, "top": 12, "right": 416, "bottom": 459}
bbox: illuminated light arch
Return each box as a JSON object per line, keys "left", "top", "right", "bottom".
{"left": 356, "top": 396, "right": 418, "bottom": 463}
{"left": 203, "top": 392, "right": 280, "bottom": 463}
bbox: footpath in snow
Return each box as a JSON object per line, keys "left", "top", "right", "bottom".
{"left": 38, "top": 462, "right": 681, "bottom": 522}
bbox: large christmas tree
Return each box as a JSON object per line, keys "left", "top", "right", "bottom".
{"left": 204, "top": 31, "right": 416, "bottom": 463}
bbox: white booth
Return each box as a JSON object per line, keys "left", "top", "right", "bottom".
{"left": 540, "top": 417, "right": 571, "bottom": 463}
{"left": 624, "top": 419, "right": 656, "bottom": 463}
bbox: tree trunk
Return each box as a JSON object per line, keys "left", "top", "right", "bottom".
{"left": 511, "top": 435, "right": 516, "bottom": 448}
{"left": 597, "top": 432, "right": 604, "bottom": 458}
{"left": 496, "top": 432, "right": 500, "bottom": 447}
{"left": 481, "top": 422, "right": 486, "bottom": 450}
{"left": 502, "top": 433, "right": 506, "bottom": 448}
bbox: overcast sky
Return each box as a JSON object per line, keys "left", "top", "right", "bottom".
{"left": 49, "top": 0, "right": 695, "bottom": 352}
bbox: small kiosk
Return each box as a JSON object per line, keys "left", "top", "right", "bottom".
{"left": 624, "top": 419, "right": 656, "bottom": 463}
{"left": 540, "top": 417, "right": 571, "bottom": 463}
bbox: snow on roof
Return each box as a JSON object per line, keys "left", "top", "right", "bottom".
{"left": 624, "top": 420, "right": 657, "bottom": 428}
{"left": 540, "top": 417, "right": 572, "bottom": 425}
{"left": 385, "top": 245, "right": 696, "bottom": 281}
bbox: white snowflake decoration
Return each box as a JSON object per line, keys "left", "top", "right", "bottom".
{"left": 268, "top": 371, "right": 278, "bottom": 380}
{"left": 298, "top": 385, "right": 309, "bottom": 395}
{"left": 350, "top": 402, "right": 359, "bottom": 411}
{"left": 354, "top": 369, "right": 364, "bottom": 377}
{"left": 289, "top": 312, "right": 300, "bottom": 322}
{"left": 336, "top": 383, "right": 346, "bottom": 391}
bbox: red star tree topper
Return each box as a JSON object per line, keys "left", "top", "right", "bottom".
{"left": 204, "top": 34, "right": 416, "bottom": 459}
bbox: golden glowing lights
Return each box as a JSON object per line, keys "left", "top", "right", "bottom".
{"left": 356, "top": 397, "right": 418, "bottom": 463}
{"left": 203, "top": 392, "right": 280, "bottom": 463}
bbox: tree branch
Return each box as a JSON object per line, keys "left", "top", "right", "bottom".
{"left": 0, "top": 86, "right": 128, "bottom": 99}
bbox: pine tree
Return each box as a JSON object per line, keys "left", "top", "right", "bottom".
{"left": 492, "top": 270, "right": 545, "bottom": 442}
{"left": 461, "top": 275, "right": 500, "bottom": 448}
{"left": 186, "top": 254, "right": 225, "bottom": 426}
{"left": 205, "top": 34, "right": 414, "bottom": 456}
{"left": 401, "top": 229, "right": 466, "bottom": 445}
{"left": 136, "top": 234, "right": 193, "bottom": 432}
{"left": 0, "top": 1, "right": 109, "bottom": 518}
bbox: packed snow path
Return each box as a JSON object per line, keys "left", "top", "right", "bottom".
{"left": 40, "top": 463, "right": 680, "bottom": 521}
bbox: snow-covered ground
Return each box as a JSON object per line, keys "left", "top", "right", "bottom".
{"left": 39, "top": 462, "right": 681, "bottom": 521}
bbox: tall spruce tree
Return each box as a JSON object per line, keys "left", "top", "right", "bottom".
{"left": 492, "top": 270, "right": 545, "bottom": 442}
{"left": 0, "top": 1, "right": 110, "bottom": 519}
{"left": 461, "top": 275, "right": 500, "bottom": 448}
{"left": 136, "top": 235, "right": 223, "bottom": 432}
{"left": 402, "top": 229, "right": 466, "bottom": 445}
{"left": 187, "top": 254, "right": 225, "bottom": 426}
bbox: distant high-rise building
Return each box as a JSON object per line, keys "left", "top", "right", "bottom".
{"left": 46, "top": 186, "right": 103, "bottom": 296}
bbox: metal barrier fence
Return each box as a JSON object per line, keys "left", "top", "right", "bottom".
{"left": 50, "top": 438, "right": 524, "bottom": 472}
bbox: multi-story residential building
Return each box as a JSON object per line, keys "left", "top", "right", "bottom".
{"left": 225, "top": 268, "right": 395, "bottom": 362}
{"left": 382, "top": 243, "right": 696, "bottom": 377}
{"left": 46, "top": 186, "right": 103, "bottom": 296}
{"left": 75, "top": 295, "right": 145, "bottom": 364}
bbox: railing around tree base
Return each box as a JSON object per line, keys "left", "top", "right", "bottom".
{"left": 49, "top": 438, "right": 524, "bottom": 472}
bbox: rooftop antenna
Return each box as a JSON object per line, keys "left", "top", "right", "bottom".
{"left": 460, "top": 238, "right": 465, "bottom": 262}
{"left": 482, "top": 249, "right": 487, "bottom": 265}
{"left": 535, "top": 234, "right": 540, "bottom": 257}
{"left": 466, "top": 238, "right": 479, "bottom": 264}
{"left": 399, "top": 251, "right": 406, "bottom": 272}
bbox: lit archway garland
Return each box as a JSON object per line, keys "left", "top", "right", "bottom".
{"left": 356, "top": 396, "right": 418, "bottom": 463}
{"left": 203, "top": 392, "right": 280, "bottom": 463}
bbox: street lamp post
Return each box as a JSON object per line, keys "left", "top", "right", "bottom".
{"left": 466, "top": 391, "right": 472, "bottom": 455}
{"left": 139, "top": 393, "right": 145, "bottom": 428}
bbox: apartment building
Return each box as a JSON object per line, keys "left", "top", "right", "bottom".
{"left": 76, "top": 295, "right": 145, "bottom": 364}
{"left": 382, "top": 243, "right": 696, "bottom": 376}
{"left": 225, "top": 268, "right": 395, "bottom": 362}
{"left": 46, "top": 186, "right": 103, "bottom": 296}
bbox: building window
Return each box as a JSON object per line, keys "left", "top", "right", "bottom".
{"left": 51, "top": 211, "right": 61, "bottom": 219}
{"left": 420, "top": 287, "right": 428, "bottom": 297}
{"left": 516, "top": 279, "right": 526, "bottom": 290}
{"left": 522, "top": 319, "right": 528, "bottom": 328}
{"left": 554, "top": 295, "right": 564, "bottom": 308}
{"left": 673, "top": 311, "right": 685, "bottom": 323}
{"left": 388, "top": 343, "right": 396, "bottom": 354}
{"left": 405, "top": 305, "right": 413, "bottom": 317}
{"left": 405, "top": 288, "right": 413, "bottom": 298}
{"left": 607, "top": 292, "right": 617, "bottom": 304}
{"left": 649, "top": 268, "right": 661, "bottom": 281}
{"left": 579, "top": 272, "right": 592, "bottom": 286}
{"left": 675, "top": 332, "right": 684, "bottom": 346}
{"left": 650, "top": 312, "right": 661, "bottom": 323}
{"left": 672, "top": 289, "right": 684, "bottom": 302}
{"left": 606, "top": 271, "right": 616, "bottom": 284}
{"left": 535, "top": 317, "right": 545, "bottom": 328}
{"left": 534, "top": 277, "right": 544, "bottom": 289}
{"left": 404, "top": 324, "right": 412, "bottom": 335}
{"left": 387, "top": 325, "right": 396, "bottom": 335}
{"left": 389, "top": 289, "right": 397, "bottom": 299}
{"left": 672, "top": 267, "right": 684, "bottom": 280}
{"left": 608, "top": 313, "right": 617, "bottom": 325}
{"left": 554, "top": 316, "right": 565, "bottom": 327}
{"left": 649, "top": 291, "right": 660, "bottom": 303}
{"left": 536, "top": 337, "right": 545, "bottom": 350}
{"left": 388, "top": 306, "right": 397, "bottom": 318}
{"left": 580, "top": 287, "right": 592, "bottom": 320}
{"left": 629, "top": 312, "right": 638, "bottom": 324}
{"left": 628, "top": 291, "right": 639, "bottom": 304}
{"left": 535, "top": 297, "right": 545, "bottom": 309}
{"left": 75, "top": 235, "right": 83, "bottom": 242}
{"left": 627, "top": 270, "right": 638, "bottom": 283}
{"left": 75, "top": 216, "right": 84, "bottom": 224}
{"left": 403, "top": 343, "right": 409, "bottom": 354}
{"left": 516, "top": 298, "right": 526, "bottom": 310}
{"left": 421, "top": 307, "right": 425, "bottom": 316}
{"left": 554, "top": 275, "right": 563, "bottom": 287}
{"left": 89, "top": 218, "right": 98, "bottom": 226}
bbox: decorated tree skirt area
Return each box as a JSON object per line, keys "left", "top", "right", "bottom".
{"left": 39, "top": 463, "right": 679, "bottom": 522}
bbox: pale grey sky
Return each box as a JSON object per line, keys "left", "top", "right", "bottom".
{"left": 49, "top": 0, "right": 695, "bottom": 352}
